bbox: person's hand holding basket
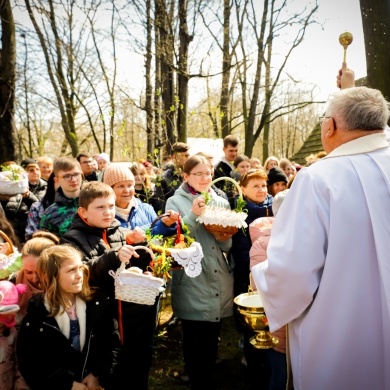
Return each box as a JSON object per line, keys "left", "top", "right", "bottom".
{"left": 196, "top": 176, "right": 248, "bottom": 241}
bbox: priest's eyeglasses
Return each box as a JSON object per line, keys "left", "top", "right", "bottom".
{"left": 319, "top": 116, "right": 337, "bottom": 130}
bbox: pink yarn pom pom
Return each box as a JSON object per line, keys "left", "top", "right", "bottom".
{"left": 15, "top": 283, "right": 27, "bottom": 295}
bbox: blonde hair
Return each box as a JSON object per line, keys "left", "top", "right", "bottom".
{"left": 36, "top": 156, "right": 53, "bottom": 166}
{"left": 130, "top": 163, "right": 152, "bottom": 190}
{"left": 37, "top": 245, "right": 92, "bottom": 316}
{"left": 264, "top": 156, "right": 279, "bottom": 171}
{"left": 21, "top": 231, "right": 59, "bottom": 258}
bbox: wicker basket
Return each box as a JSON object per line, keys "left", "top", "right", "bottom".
{"left": 149, "top": 241, "right": 188, "bottom": 270}
{"left": 0, "top": 179, "right": 29, "bottom": 195}
{"left": 202, "top": 223, "right": 238, "bottom": 237}
{"left": 199, "top": 176, "right": 248, "bottom": 240}
{"left": 149, "top": 213, "right": 196, "bottom": 270}
{"left": 0, "top": 230, "right": 22, "bottom": 280}
{"left": 108, "top": 246, "right": 165, "bottom": 305}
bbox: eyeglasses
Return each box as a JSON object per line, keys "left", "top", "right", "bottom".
{"left": 189, "top": 172, "right": 212, "bottom": 178}
{"left": 59, "top": 172, "right": 82, "bottom": 181}
{"left": 319, "top": 115, "right": 338, "bottom": 128}
{"left": 319, "top": 116, "right": 330, "bottom": 125}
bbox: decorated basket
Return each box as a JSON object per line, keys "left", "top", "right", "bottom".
{"left": 196, "top": 177, "right": 248, "bottom": 240}
{"left": 147, "top": 213, "right": 204, "bottom": 278}
{"left": 0, "top": 230, "right": 22, "bottom": 280}
{"left": 108, "top": 246, "right": 165, "bottom": 305}
{"left": 0, "top": 171, "right": 28, "bottom": 195}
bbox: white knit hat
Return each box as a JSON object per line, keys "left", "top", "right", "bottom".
{"left": 103, "top": 164, "right": 134, "bottom": 187}
{"left": 97, "top": 153, "right": 110, "bottom": 163}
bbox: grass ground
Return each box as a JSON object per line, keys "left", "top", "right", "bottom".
{"left": 148, "top": 294, "right": 252, "bottom": 389}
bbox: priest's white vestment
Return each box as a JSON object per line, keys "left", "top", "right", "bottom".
{"left": 252, "top": 133, "right": 390, "bottom": 390}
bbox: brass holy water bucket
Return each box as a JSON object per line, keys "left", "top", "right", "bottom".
{"left": 234, "top": 292, "right": 279, "bottom": 349}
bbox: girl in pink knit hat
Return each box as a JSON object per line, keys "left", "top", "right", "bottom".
{"left": 0, "top": 280, "right": 28, "bottom": 390}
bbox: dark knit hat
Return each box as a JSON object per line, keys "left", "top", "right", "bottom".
{"left": 267, "top": 167, "right": 288, "bottom": 186}
{"left": 20, "top": 158, "right": 38, "bottom": 170}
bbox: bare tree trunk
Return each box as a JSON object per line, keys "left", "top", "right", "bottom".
{"left": 220, "top": 0, "right": 232, "bottom": 138}
{"left": 154, "top": 1, "right": 162, "bottom": 163}
{"left": 359, "top": 0, "right": 390, "bottom": 108}
{"left": 24, "top": 0, "right": 79, "bottom": 156}
{"left": 156, "top": 0, "right": 176, "bottom": 155}
{"left": 0, "top": 0, "right": 18, "bottom": 162}
{"left": 86, "top": 2, "right": 118, "bottom": 159}
{"left": 177, "top": 0, "right": 192, "bottom": 142}
{"left": 145, "top": 0, "right": 154, "bottom": 158}
{"left": 243, "top": 0, "right": 268, "bottom": 157}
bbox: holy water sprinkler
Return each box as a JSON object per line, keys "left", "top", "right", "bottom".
{"left": 339, "top": 31, "right": 353, "bottom": 63}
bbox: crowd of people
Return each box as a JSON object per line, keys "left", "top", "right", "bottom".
{"left": 0, "top": 66, "right": 389, "bottom": 390}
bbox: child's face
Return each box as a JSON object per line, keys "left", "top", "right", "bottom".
{"left": 236, "top": 161, "right": 251, "bottom": 175}
{"left": 266, "top": 160, "right": 278, "bottom": 170}
{"left": 269, "top": 181, "right": 286, "bottom": 196}
{"left": 79, "top": 195, "right": 116, "bottom": 228}
{"left": 58, "top": 256, "right": 84, "bottom": 297}
{"left": 283, "top": 164, "right": 293, "bottom": 177}
{"left": 23, "top": 254, "right": 40, "bottom": 288}
{"left": 134, "top": 171, "right": 146, "bottom": 186}
{"left": 241, "top": 178, "right": 268, "bottom": 204}
{"left": 98, "top": 160, "right": 108, "bottom": 170}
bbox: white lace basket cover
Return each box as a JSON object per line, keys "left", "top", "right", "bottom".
{"left": 169, "top": 242, "right": 204, "bottom": 278}
{"left": 108, "top": 246, "right": 165, "bottom": 305}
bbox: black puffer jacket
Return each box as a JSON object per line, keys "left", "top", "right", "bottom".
{"left": 61, "top": 214, "right": 152, "bottom": 298}
{"left": 17, "top": 291, "right": 119, "bottom": 390}
{"left": 1, "top": 192, "right": 38, "bottom": 243}
{"left": 29, "top": 178, "right": 47, "bottom": 201}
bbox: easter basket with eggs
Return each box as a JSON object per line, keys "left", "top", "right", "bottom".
{"left": 147, "top": 213, "right": 204, "bottom": 278}
{"left": 196, "top": 177, "right": 248, "bottom": 241}
{"left": 108, "top": 246, "right": 165, "bottom": 306}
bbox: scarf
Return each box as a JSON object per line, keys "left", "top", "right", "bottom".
{"left": 115, "top": 205, "right": 131, "bottom": 221}
{"left": 44, "top": 295, "right": 86, "bottom": 350}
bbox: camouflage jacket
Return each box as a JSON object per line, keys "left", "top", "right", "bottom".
{"left": 39, "top": 187, "right": 79, "bottom": 237}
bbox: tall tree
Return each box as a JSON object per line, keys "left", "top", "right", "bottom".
{"left": 177, "top": 0, "right": 192, "bottom": 142}
{"left": 24, "top": 0, "right": 79, "bottom": 156}
{"left": 0, "top": 0, "right": 18, "bottom": 162}
{"left": 243, "top": 0, "right": 318, "bottom": 158}
{"left": 359, "top": 0, "right": 390, "bottom": 105}
{"left": 155, "top": 0, "right": 176, "bottom": 155}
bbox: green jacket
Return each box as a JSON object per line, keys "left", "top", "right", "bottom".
{"left": 166, "top": 183, "right": 234, "bottom": 322}
{"left": 39, "top": 187, "right": 78, "bottom": 237}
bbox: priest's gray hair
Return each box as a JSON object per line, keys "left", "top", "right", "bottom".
{"left": 326, "top": 87, "right": 390, "bottom": 131}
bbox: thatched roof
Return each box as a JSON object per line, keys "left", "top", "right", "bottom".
{"left": 290, "top": 123, "right": 325, "bottom": 165}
